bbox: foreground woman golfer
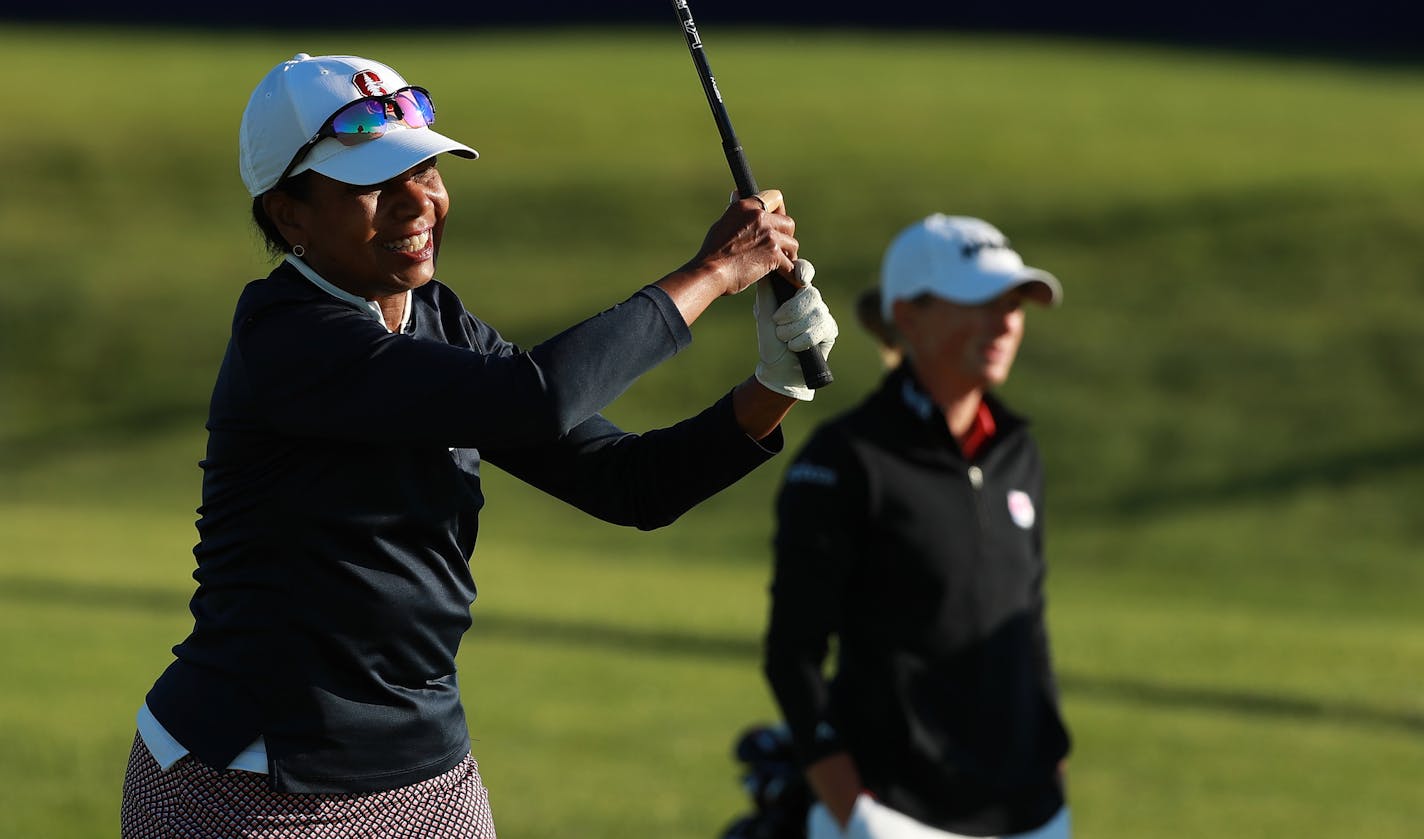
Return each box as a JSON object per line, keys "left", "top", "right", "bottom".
{"left": 120, "top": 52, "right": 836, "bottom": 838}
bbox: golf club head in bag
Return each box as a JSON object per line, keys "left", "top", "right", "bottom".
{"left": 735, "top": 723, "right": 796, "bottom": 765}
{"left": 719, "top": 722, "right": 811, "bottom": 839}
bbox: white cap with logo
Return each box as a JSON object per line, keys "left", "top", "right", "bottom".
{"left": 880, "top": 214, "right": 1062, "bottom": 319}
{"left": 239, "top": 53, "right": 478, "bottom": 197}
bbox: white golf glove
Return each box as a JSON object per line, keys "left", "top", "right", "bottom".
{"left": 754, "top": 258, "right": 838, "bottom": 401}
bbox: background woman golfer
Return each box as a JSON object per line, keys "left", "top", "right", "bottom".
{"left": 764, "top": 215, "right": 1069, "bottom": 839}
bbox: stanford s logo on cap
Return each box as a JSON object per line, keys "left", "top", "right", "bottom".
{"left": 352, "top": 70, "right": 390, "bottom": 96}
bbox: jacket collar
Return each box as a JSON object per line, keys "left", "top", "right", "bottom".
{"left": 279, "top": 254, "right": 413, "bottom": 334}
{"left": 879, "top": 363, "right": 1027, "bottom": 456}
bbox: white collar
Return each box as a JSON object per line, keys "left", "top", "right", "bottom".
{"left": 284, "top": 254, "right": 412, "bottom": 334}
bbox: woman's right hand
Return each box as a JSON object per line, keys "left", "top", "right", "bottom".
{"left": 656, "top": 189, "right": 799, "bottom": 326}
{"left": 691, "top": 189, "right": 799, "bottom": 296}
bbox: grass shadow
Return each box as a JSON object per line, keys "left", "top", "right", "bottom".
{"left": 9, "top": 574, "right": 1417, "bottom": 736}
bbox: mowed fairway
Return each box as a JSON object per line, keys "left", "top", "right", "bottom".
{"left": 2, "top": 24, "right": 1422, "bottom": 839}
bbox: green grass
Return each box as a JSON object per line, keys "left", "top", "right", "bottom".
{"left": 2, "top": 23, "right": 1422, "bottom": 839}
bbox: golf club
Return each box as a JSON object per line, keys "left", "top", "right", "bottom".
{"left": 671, "top": 0, "right": 834, "bottom": 390}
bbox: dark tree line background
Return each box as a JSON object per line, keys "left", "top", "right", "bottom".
{"left": 11, "top": 2, "right": 1424, "bottom": 56}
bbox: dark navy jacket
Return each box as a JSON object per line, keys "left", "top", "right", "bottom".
{"left": 764, "top": 365, "right": 1069, "bottom": 835}
{"left": 147, "top": 262, "right": 780, "bottom": 793}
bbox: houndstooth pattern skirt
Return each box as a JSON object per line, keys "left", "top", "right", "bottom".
{"left": 120, "top": 732, "right": 497, "bottom": 838}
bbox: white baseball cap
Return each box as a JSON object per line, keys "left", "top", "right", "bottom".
{"left": 239, "top": 53, "right": 478, "bottom": 197}
{"left": 880, "top": 214, "right": 1062, "bottom": 319}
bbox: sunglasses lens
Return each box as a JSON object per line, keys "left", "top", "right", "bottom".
{"left": 318, "top": 88, "right": 436, "bottom": 151}
{"left": 394, "top": 89, "right": 435, "bottom": 128}
{"left": 329, "top": 100, "right": 389, "bottom": 146}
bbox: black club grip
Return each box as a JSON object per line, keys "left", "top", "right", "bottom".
{"left": 769, "top": 271, "right": 834, "bottom": 390}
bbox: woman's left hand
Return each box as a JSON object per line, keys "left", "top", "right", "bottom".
{"left": 754, "top": 258, "right": 837, "bottom": 401}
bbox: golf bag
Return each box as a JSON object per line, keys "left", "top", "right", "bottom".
{"left": 718, "top": 722, "right": 811, "bottom": 839}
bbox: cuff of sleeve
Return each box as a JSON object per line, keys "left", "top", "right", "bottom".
{"left": 709, "top": 388, "right": 784, "bottom": 457}
{"left": 797, "top": 739, "right": 848, "bottom": 769}
{"left": 636, "top": 284, "right": 693, "bottom": 352}
{"left": 749, "top": 422, "right": 785, "bottom": 455}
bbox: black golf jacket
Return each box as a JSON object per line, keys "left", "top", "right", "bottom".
{"left": 146, "top": 261, "right": 781, "bottom": 793}
{"left": 764, "top": 365, "right": 1070, "bottom": 836}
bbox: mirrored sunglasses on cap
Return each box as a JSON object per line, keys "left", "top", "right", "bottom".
{"left": 276, "top": 86, "right": 437, "bottom": 186}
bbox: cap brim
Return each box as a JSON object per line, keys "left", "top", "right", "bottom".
{"left": 298, "top": 125, "right": 478, "bottom": 186}
{"left": 945, "top": 267, "right": 1063, "bottom": 308}
{"left": 1012, "top": 267, "right": 1063, "bottom": 307}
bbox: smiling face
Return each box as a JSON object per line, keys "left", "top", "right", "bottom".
{"left": 892, "top": 287, "right": 1029, "bottom": 398}
{"left": 265, "top": 157, "right": 449, "bottom": 300}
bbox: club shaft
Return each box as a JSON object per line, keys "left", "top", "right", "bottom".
{"left": 671, "top": 0, "right": 834, "bottom": 390}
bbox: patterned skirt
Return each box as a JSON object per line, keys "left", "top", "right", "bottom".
{"left": 120, "top": 732, "right": 497, "bottom": 838}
